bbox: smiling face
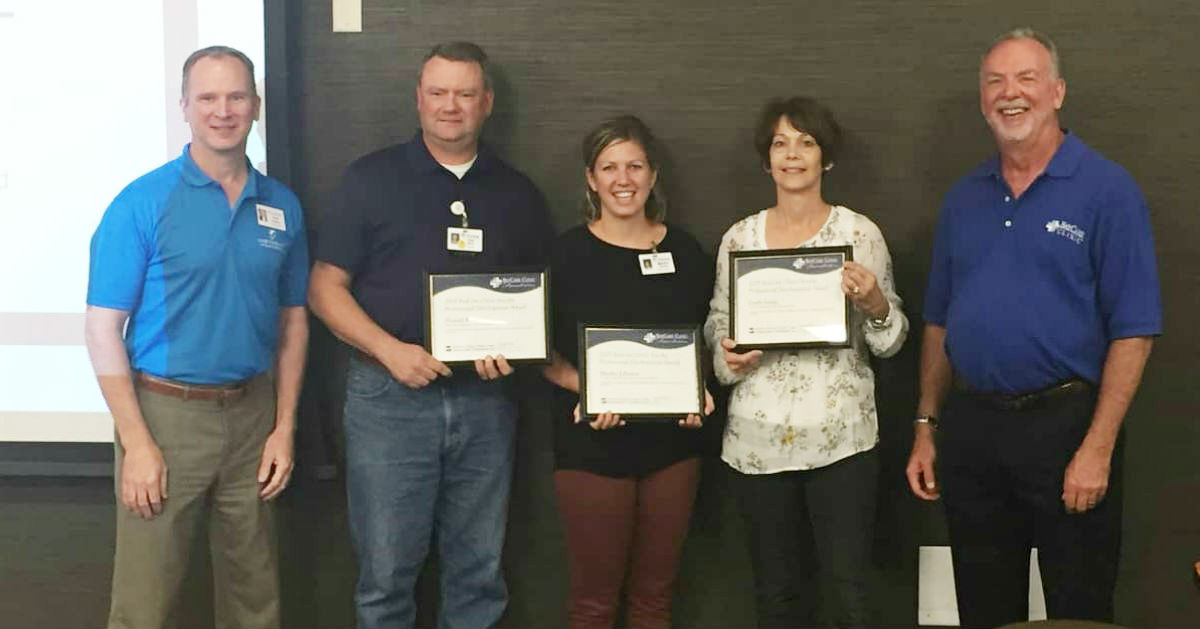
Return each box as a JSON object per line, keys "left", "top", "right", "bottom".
{"left": 181, "top": 55, "right": 259, "bottom": 159}
{"left": 416, "top": 56, "right": 493, "bottom": 154}
{"left": 585, "top": 139, "right": 657, "bottom": 221}
{"left": 979, "top": 37, "right": 1066, "bottom": 149}
{"left": 767, "top": 117, "right": 825, "bottom": 195}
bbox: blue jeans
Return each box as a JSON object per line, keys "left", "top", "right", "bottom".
{"left": 343, "top": 358, "right": 517, "bottom": 629}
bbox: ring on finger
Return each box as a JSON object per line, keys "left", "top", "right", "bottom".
{"left": 851, "top": 285, "right": 860, "bottom": 295}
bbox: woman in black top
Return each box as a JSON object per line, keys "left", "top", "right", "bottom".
{"left": 542, "top": 116, "right": 714, "bottom": 628}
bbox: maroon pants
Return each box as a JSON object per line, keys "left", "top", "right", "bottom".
{"left": 554, "top": 458, "right": 700, "bottom": 629}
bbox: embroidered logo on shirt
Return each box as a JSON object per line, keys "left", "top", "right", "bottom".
{"left": 1045, "top": 219, "right": 1085, "bottom": 244}
{"left": 257, "top": 228, "right": 287, "bottom": 252}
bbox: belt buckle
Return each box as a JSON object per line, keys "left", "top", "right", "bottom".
{"left": 1057, "top": 380, "right": 1082, "bottom": 397}
{"left": 211, "top": 381, "right": 246, "bottom": 403}
{"left": 1009, "top": 380, "right": 1084, "bottom": 412}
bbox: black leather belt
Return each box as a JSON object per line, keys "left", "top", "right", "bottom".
{"left": 954, "top": 376, "right": 1093, "bottom": 412}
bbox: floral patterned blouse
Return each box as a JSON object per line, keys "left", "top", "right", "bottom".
{"left": 704, "top": 206, "right": 909, "bottom": 474}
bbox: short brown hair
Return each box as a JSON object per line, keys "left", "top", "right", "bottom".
{"left": 580, "top": 115, "right": 667, "bottom": 222}
{"left": 181, "top": 45, "right": 256, "bottom": 98}
{"left": 420, "top": 41, "right": 494, "bottom": 91}
{"left": 753, "top": 96, "right": 841, "bottom": 170}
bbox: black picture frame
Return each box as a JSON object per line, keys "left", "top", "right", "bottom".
{"left": 423, "top": 267, "right": 552, "bottom": 367}
{"left": 577, "top": 324, "right": 704, "bottom": 422}
{"left": 729, "top": 245, "right": 854, "bottom": 352}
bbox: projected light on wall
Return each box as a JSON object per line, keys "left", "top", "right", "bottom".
{"left": 0, "top": 0, "right": 266, "bottom": 442}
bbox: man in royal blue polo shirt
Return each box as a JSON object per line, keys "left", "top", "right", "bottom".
{"left": 904, "top": 28, "right": 1161, "bottom": 626}
{"left": 308, "top": 41, "right": 552, "bottom": 628}
{"left": 85, "top": 46, "right": 309, "bottom": 628}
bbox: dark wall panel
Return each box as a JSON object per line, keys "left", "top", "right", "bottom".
{"left": 289, "top": 1, "right": 1200, "bottom": 627}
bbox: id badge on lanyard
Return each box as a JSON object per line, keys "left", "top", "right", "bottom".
{"left": 446, "top": 199, "right": 483, "bottom": 253}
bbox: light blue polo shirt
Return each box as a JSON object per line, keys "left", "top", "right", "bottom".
{"left": 88, "top": 145, "right": 309, "bottom": 384}
{"left": 924, "top": 132, "right": 1161, "bottom": 394}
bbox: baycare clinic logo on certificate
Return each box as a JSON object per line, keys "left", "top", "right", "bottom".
{"left": 639, "top": 331, "right": 692, "bottom": 347}
{"left": 486, "top": 274, "right": 540, "bottom": 291}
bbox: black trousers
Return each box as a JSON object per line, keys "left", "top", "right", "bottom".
{"left": 940, "top": 387, "right": 1123, "bottom": 628}
{"left": 732, "top": 448, "right": 878, "bottom": 628}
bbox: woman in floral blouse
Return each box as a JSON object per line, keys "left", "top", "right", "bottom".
{"left": 704, "top": 96, "right": 908, "bottom": 626}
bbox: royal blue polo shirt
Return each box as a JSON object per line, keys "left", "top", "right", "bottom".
{"left": 924, "top": 132, "right": 1161, "bottom": 393}
{"left": 87, "top": 145, "right": 310, "bottom": 384}
{"left": 315, "top": 133, "right": 553, "bottom": 346}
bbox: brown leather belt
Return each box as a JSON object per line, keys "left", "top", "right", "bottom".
{"left": 135, "top": 372, "right": 253, "bottom": 402}
{"left": 954, "top": 376, "right": 1093, "bottom": 412}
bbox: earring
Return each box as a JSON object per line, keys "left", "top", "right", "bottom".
{"left": 823, "top": 162, "right": 835, "bottom": 172}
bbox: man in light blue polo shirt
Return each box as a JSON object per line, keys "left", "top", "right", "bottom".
{"left": 85, "top": 45, "right": 308, "bottom": 629}
{"left": 905, "top": 28, "right": 1160, "bottom": 626}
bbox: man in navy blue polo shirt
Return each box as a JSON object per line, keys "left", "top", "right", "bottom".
{"left": 308, "top": 41, "right": 552, "bottom": 628}
{"left": 905, "top": 28, "right": 1161, "bottom": 626}
{"left": 86, "top": 46, "right": 309, "bottom": 628}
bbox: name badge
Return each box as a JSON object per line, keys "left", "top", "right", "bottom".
{"left": 447, "top": 227, "right": 484, "bottom": 253}
{"left": 638, "top": 252, "right": 675, "bottom": 275}
{"left": 255, "top": 204, "right": 287, "bottom": 231}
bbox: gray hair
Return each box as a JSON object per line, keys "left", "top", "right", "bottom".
{"left": 419, "top": 41, "right": 494, "bottom": 91}
{"left": 984, "top": 27, "right": 1063, "bottom": 79}
{"left": 181, "top": 45, "right": 257, "bottom": 98}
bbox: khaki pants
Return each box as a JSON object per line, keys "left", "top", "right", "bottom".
{"left": 108, "top": 375, "right": 279, "bottom": 629}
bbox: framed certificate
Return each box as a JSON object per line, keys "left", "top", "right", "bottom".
{"left": 423, "top": 269, "right": 551, "bottom": 365}
{"left": 729, "top": 245, "right": 853, "bottom": 351}
{"left": 578, "top": 324, "right": 703, "bottom": 421}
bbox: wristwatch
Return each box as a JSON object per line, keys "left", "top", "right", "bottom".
{"left": 914, "top": 415, "right": 939, "bottom": 430}
{"left": 867, "top": 308, "right": 893, "bottom": 330}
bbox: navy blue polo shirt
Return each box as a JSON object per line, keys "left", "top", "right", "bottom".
{"left": 87, "top": 145, "right": 310, "bottom": 384}
{"left": 924, "top": 132, "right": 1161, "bottom": 393}
{"left": 316, "top": 133, "right": 553, "bottom": 345}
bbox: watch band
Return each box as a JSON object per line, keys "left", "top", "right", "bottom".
{"left": 867, "top": 308, "right": 892, "bottom": 330}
